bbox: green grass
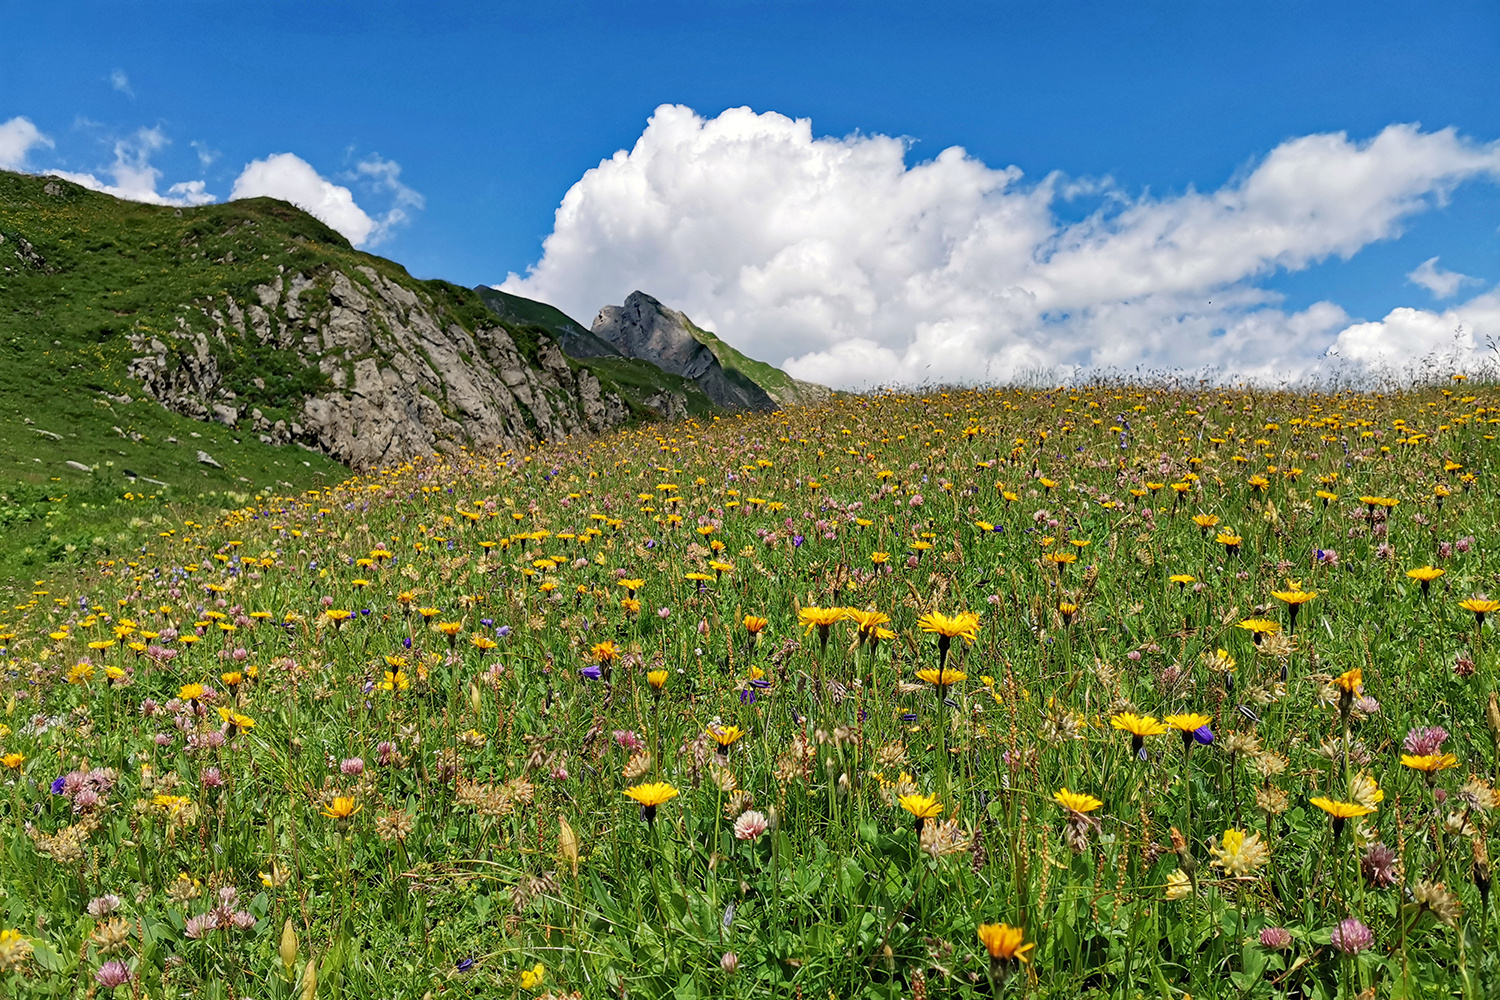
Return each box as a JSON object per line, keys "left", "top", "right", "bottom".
{"left": 3, "top": 382, "right": 1500, "bottom": 997}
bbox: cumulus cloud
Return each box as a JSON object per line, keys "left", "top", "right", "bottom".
{"left": 48, "top": 126, "right": 215, "bottom": 206}
{"left": 1406, "top": 256, "right": 1478, "bottom": 299}
{"left": 110, "top": 70, "right": 134, "bottom": 97}
{"left": 0, "top": 116, "right": 54, "bottom": 170}
{"left": 230, "top": 153, "right": 377, "bottom": 245}
{"left": 230, "top": 152, "right": 420, "bottom": 248}
{"left": 501, "top": 106, "right": 1500, "bottom": 387}
{"left": 1331, "top": 290, "right": 1500, "bottom": 371}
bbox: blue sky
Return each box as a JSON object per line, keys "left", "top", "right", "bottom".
{"left": 4, "top": 1, "right": 1500, "bottom": 385}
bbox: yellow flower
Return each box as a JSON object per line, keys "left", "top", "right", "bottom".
{"left": 621, "top": 779, "right": 681, "bottom": 821}
{"left": 845, "top": 609, "right": 890, "bottom": 638}
{"left": 1052, "top": 788, "right": 1103, "bottom": 814}
{"left": 1406, "top": 565, "right": 1445, "bottom": 583}
{"left": 1309, "top": 797, "right": 1375, "bottom": 820}
{"left": 590, "top": 641, "right": 619, "bottom": 664}
{"left": 0, "top": 753, "right": 23, "bottom": 769}
{"left": 1333, "top": 667, "right": 1362, "bottom": 694}
{"left": 914, "top": 667, "right": 967, "bottom": 688}
{"left": 216, "top": 707, "right": 256, "bottom": 731}
{"left": 520, "top": 962, "right": 546, "bottom": 990}
{"left": 798, "top": 607, "right": 848, "bottom": 631}
{"left": 1110, "top": 713, "right": 1167, "bottom": 737}
{"left": 647, "top": 669, "right": 669, "bottom": 690}
{"left": 1164, "top": 713, "right": 1212, "bottom": 732}
{"left": 1209, "top": 828, "right": 1271, "bottom": 876}
{"left": 708, "top": 725, "right": 745, "bottom": 748}
{"left": 742, "top": 615, "right": 769, "bottom": 634}
{"left": 178, "top": 683, "right": 206, "bottom": 701}
{"left": 897, "top": 792, "right": 945, "bottom": 820}
{"left": 1169, "top": 574, "right": 1196, "bottom": 586}
{"left": 1236, "top": 618, "right": 1281, "bottom": 637}
{"left": 1460, "top": 597, "right": 1500, "bottom": 622}
{"left": 435, "top": 621, "right": 464, "bottom": 637}
{"left": 1271, "top": 588, "right": 1317, "bottom": 606}
{"left": 1350, "top": 772, "right": 1384, "bottom": 810}
{"left": 1164, "top": 869, "right": 1192, "bottom": 900}
{"left": 470, "top": 633, "right": 498, "bottom": 650}
{"left": 0, "top": 928, "right": 33, "bottom": 970}
{"left": 916, "top": 610, "right": 982, "bottom": 643}
{"left": 976, "top": 923, "right": 1034, "bottom": 963}
{"left": 379, "top": 670, "right": 409, "bottom": 692}
{"left": 321, "top": 796, "right": 361, "bottom": 820}
{"left": 1401, "top": 752, "right": 1459, "bottom": 774}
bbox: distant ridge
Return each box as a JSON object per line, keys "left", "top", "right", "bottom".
{"left": 590, "top": 291, "right": 831, "bottom": 411}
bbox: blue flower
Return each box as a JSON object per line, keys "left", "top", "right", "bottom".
{"left": 792, "top": 535, "right": 805, "bottom": 548}
{"left": 579, "top": 666, "right": 603, "bottom": 681}
{"left": 1194, "top": 726, "right": 1215, "bottom": 746}
{"left": 456, "top": 957, "right": 475, "bottom": 972}
{"left": 50, "top": 776, "right": 66, "bottom": 794}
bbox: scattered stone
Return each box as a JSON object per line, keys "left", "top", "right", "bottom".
{"left": 32, "top": 428, "right": 62, "bottom": 440}
{"left": 196, "top": 450, "right": 222, "bottom": 468}
{"left": 65, "top": 460, "right": 93, "bottom": 472}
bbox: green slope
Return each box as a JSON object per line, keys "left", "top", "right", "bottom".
{"left": 680, "top": 316, "right": 832, "bottom": 408}
{"left": 473, "top": 286, "right": 622, "bottom": 358}
{"left": 473, "top": 287, "right": 719, "bottom": 418}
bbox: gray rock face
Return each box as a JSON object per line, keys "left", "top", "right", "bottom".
{"left": 127, "top": 267, "right": 633, "bottom": 469}
{"left": 592, "top": 292, "right": 775, "bottom": 411}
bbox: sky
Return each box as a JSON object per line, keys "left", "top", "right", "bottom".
{"left": 3, "top": 1, "right": 1500, "bottom": 388}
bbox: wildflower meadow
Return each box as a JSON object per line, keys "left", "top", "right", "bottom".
{"left": 3, "top": 380, "right": 1500, "bottom": 999}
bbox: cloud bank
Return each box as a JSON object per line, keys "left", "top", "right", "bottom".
{"left": 49, "top": 127, "right": 214, "bottom": 206}
{"left": 0, "top": 116, "right": 54, "bottom": 170}
{"left": 2, "top": 114, "right": 418, "bottom": 248}
{"left": 229, "top": 153, "right": 380, "bottom": 245}
{"left": 501, "top": 106, "right": 1500, "bottom": 387}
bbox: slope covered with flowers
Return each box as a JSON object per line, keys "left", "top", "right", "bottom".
{"left": 2, "top": 381, "right": 1500, "bottom": 997}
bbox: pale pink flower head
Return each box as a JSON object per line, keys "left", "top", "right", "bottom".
{"left": 733, "top": 810, "right": 769, "bottom": 841}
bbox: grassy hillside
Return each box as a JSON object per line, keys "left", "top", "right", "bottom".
{"left": 473, "top": 286, "right": 622, "bottom": 358}
{"left": 681, "top": 315, "right": 831, "bottom": 407}
{"left": 1, "top": 383, "right": 1497, "bottom": 996}
{"left": 0, "top": 171, "right": 365, "bottom": 576}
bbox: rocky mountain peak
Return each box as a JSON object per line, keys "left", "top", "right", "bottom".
{"left": 591, "top": 292, "right": 776, "bottom": 411}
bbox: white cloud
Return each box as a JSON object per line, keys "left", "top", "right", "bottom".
{"left": 110, "top": 70, "right": 134, "bottom": 97}
{"left": 352, "top": 155, "right": 424, "bottom": 245}
{"left": 501, "top": 106, "right": 1500, "bottom": 387}
{"left": 0, "top": 116, "right": 54, "bottom": 170}
{"left": 230, "top": 153, "right": 377, "bottom": 245}
{"left": 190, "top": 140, "right": 220, "bottom": 169}
{"left": 230, "top": 152, "right": 421, "bottom": 248}
{"left": 1406, "top": 256, "right": 1478, "bottom": 299}
{"left": 48, "top": 126, "right": 215, "bottom": 206}
{"left": 1331, "top": 290, "right": 1500, "bottom": 372}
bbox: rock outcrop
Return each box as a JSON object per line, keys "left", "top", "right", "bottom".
{"left": 590, "top": 291, "right": 832, "bottom": 411}
{"left": 127, "top": 265, "right": 632, "bottom": 468}
{"left": 591, "top": 292, "right": 777, "bottom": 411}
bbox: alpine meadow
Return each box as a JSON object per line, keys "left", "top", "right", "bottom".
{"left": 3, "top": 374, "right": 1500, "bottom": 998}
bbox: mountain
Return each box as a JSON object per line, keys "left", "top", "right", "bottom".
{"left": 1, "top": 169, "right": 641, "bottom": 473}
{"left": 588, "top": 291, "right": 831, "bottom": 411}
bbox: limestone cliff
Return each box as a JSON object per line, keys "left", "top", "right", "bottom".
{"left": 127, "top": 265, "right": 631, "bottom": 468}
